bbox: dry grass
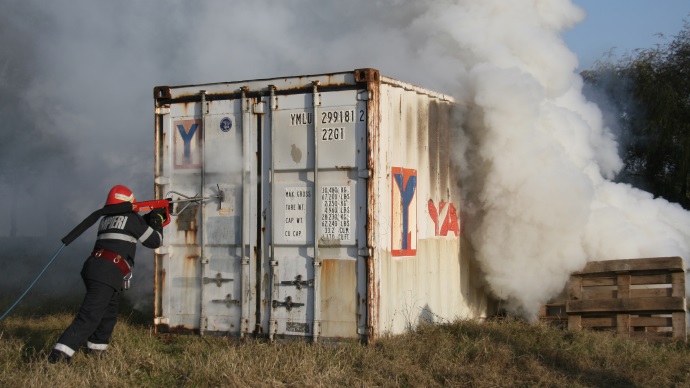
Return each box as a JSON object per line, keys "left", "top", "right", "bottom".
{"left": 1, "top": 312, "right": 689, "bottom": 387}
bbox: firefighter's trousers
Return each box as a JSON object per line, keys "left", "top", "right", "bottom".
{"left": 53, "top": 278, "right": 120, "bottom": 356}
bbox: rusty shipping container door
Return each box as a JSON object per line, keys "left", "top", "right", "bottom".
{"left": 153, "top": 91, "right": 258, "bottom": 335}
{"left": 154, "top": 69, "right": 493, "bottom": 342}
{"left": 153, "top": 74, "right": 369, "bottom": 340}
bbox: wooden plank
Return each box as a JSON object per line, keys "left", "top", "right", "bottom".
{"left": 568, "top": 315, "right": 582, "bottom": 331}
{"left": 581, "top": 277, "right": 615, "bottom": 287}
{"left": 672, "top": 272, "right": 685, "bottom": 298}
{"left": 581, "top": 316, "right": 616, "bottom": 328}
{"left": 672, "top": 312, "right": 687, "bottom": 340}
{"left": 568, "top": 276, "right": 583, "bottom": 300}
{"left": 617, "top": 314, "right": 630, "bottom": 336}
{"left": 617, "top": 274, "right": 631, "bottom": 298}
{"left": 630, "top": 316, "right": 673, "bottom": 327}
{"left": 630, "top": 331, "right": 672, "bottom": 339}
{"left": 573, "top": 257, "right": 684, "bottom": 275}
{"left": 630, "top": 288, "right": 672, "bottom": 298}
{"left": 582, "top": 274, "right": 672, "bottom": 287}
{"left": 631, "top": 274, "right": 672, "bottom": 285}
{"left": 582, "top": 288, "right": 617, "bottom": 300}
{"left": 567, "top": 297, "right": 686, "bottom": 313}
{"left": 541, "top": 316, "right": 568, "bottom": 322}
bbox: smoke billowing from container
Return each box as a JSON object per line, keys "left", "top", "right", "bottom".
{"left": 436, "top": 1, "right": 690, "bottom": 317}
{"left": 1, "top": 0, "right": 689, "bottom": 317}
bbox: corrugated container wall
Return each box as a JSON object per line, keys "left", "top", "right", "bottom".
{"left": 153, "top": 69, "right": 492, "bottom": 342}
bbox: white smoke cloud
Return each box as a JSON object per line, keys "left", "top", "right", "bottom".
{"left": 2, "top": 0, "right": 689, "bottom": 318}
{"left": 438, "top": 1, "right": 690, "bottom": 318}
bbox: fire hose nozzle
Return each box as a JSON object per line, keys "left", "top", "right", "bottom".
{"left": 165, "top": 186, "right": 225, "bottom": 215}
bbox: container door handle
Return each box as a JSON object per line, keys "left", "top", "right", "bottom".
{"left": 279, "top": 274, "right": 314, "bottom": 290}
{"left": 203, "top": 272, "right": 234, "bottom": 287}
{"left": 272, "top": 296, "right": 305, "bottom": 311}
{"left": 211, "top": 294, "right": 241, "bottom": 308}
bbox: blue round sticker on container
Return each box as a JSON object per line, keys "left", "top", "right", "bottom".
{"left": 220, "top": 117, "right": 232, "bottom": 132}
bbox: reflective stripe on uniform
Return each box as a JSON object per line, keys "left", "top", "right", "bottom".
{"left": 97, "top": 232, "right": 138, "bottom": 243}
{"left": 87, "top": 341, "right": 109, "bottom": 351}
{"left": 54, "top": 343, "right": 76, "bottom": 357}
{"left": 138, "top": 227, "right": 154, "bottom": 243}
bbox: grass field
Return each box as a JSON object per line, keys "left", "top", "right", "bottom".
{"left": 1, "top": 306, "right": 690, "bottom": 388}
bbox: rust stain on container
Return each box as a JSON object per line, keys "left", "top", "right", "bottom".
{"left": 153, "top": 86, "right": 171, "bottom": 99}
{"left": 182, "top": 249, "right": 200, "bottom": 292}
{"left": 360, "top": 67, "right": 382, "bottom": 342}
{"left": 176, "top": 203, "right": 199, "bottom": 245}
{"left": 183, "top": 230, "right": 197, "bottom": 245}
{"left": 156, "top": 324, "right": 200, "bottom": 335}
{"left": 320, "top": 259, "right": 357, "bottom": 337}
{"left": 154, "top": 265, "right": 166, "bottom": 322}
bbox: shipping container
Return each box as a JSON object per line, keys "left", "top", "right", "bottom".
{"left": 152, "top": 68, "right": 493, "bottom": 342}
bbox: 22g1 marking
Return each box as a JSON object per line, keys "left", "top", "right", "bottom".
{"left": 322, "top": 127, "right": 345, "bottom": 141}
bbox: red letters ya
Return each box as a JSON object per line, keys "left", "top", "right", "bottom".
{"left": 428, "top": 200, "right": 460, "bottom": 237}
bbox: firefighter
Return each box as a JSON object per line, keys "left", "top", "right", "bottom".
{"left": 48, "top": 185, "right": 165, "bottom": 364}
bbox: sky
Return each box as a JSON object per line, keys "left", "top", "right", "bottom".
{"left": 1, "top": 0, "right": 689, "bottom": 318}
{"left": 566, "top": 0, "right": 690, "bottom": 70}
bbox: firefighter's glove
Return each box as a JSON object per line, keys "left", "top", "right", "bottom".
{"left": 145, "top": 209, "right": 166, "bottom": 232}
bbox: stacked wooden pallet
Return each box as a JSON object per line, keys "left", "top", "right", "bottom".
{"left": 566, "top": 257, "right": 687, "bottom": 341}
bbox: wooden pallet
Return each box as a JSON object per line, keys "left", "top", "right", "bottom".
{"left": 566, "top": 257, "right": 687, "bottom": 341}
{"left": 539, "top": 303, "right": 567, "bottom": 327}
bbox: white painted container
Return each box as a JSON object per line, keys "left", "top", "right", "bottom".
{"left": 153, "top": 69, "right": 492, "bottom": 342}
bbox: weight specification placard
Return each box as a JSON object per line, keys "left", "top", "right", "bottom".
{"left": 319, "top": 185, "right": 353, "bottom": 244}
{"left": 283, "top": 186, "right": 312, "bottom": 242}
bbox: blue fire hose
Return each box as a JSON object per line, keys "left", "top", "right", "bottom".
{"left": 0, "top": 244, "right": 66, "bottom": 322}
{"left": 0, "top": 202, "right": 132, "bottom": 322}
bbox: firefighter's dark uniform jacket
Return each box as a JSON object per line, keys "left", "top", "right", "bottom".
{"left": 83, "top": 211, "right": 162, "bottom": 289}
{"left": 52, "top": 210, "right": 162, "bottom": 358}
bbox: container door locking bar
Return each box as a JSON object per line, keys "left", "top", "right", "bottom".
{"left": 203, "top": 272, "right": 234, "bottom": 287}
{"left": 211, "top": 294, "right": 241, "bottom": 308}
{"left": 279, "top": 274, "right": 314, "bottom": 290}
{"left": 272, "top": 296, "right": 304, "bottom": 311}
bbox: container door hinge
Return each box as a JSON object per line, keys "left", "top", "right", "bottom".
{"left": 211, "top": 294, "right": 241, "bottom": 308}
{"left": 203, "top": 272, "right": 234, "bottom": 287}
{"left": 358, "top": 248, "right": 372, "bottom": 257}
{"left": 155, "top": 107, "right": 170, "bottom": 115}
{"left": 312, "top": 81, "right": 321, "bottom": 106}
{"left": 357, "top": 91, "right": 370, "bottom": 101}
{"left": 254, "top": 101, "right": 266, "bottom": 115}
{"left": 268, "top": 85, "right": 278, "bottom": 110}
{"left": 154, "top": 176, "right": 170, "bottom": 185}
{"left": 154, "top": 317, "right": 169, "bottom": 325}
{"left": 357, "top": 326, "right": 370, "bottom": 335}
{"left": 280, "top": 274, "right": 314, "bottom": 290}
{"left": 358, "top": 169, "right": 371, "bottom": 179}
{"left": 272, "top": 296, "right": 305, "bottom": 311}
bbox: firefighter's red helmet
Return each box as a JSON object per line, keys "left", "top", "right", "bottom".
{"left": 105, "top": 185, "right": 136, "bottom": 206}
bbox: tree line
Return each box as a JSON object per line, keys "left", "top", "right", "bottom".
{"left": 582, "top": 19, "right": 690, "bottom": 210}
